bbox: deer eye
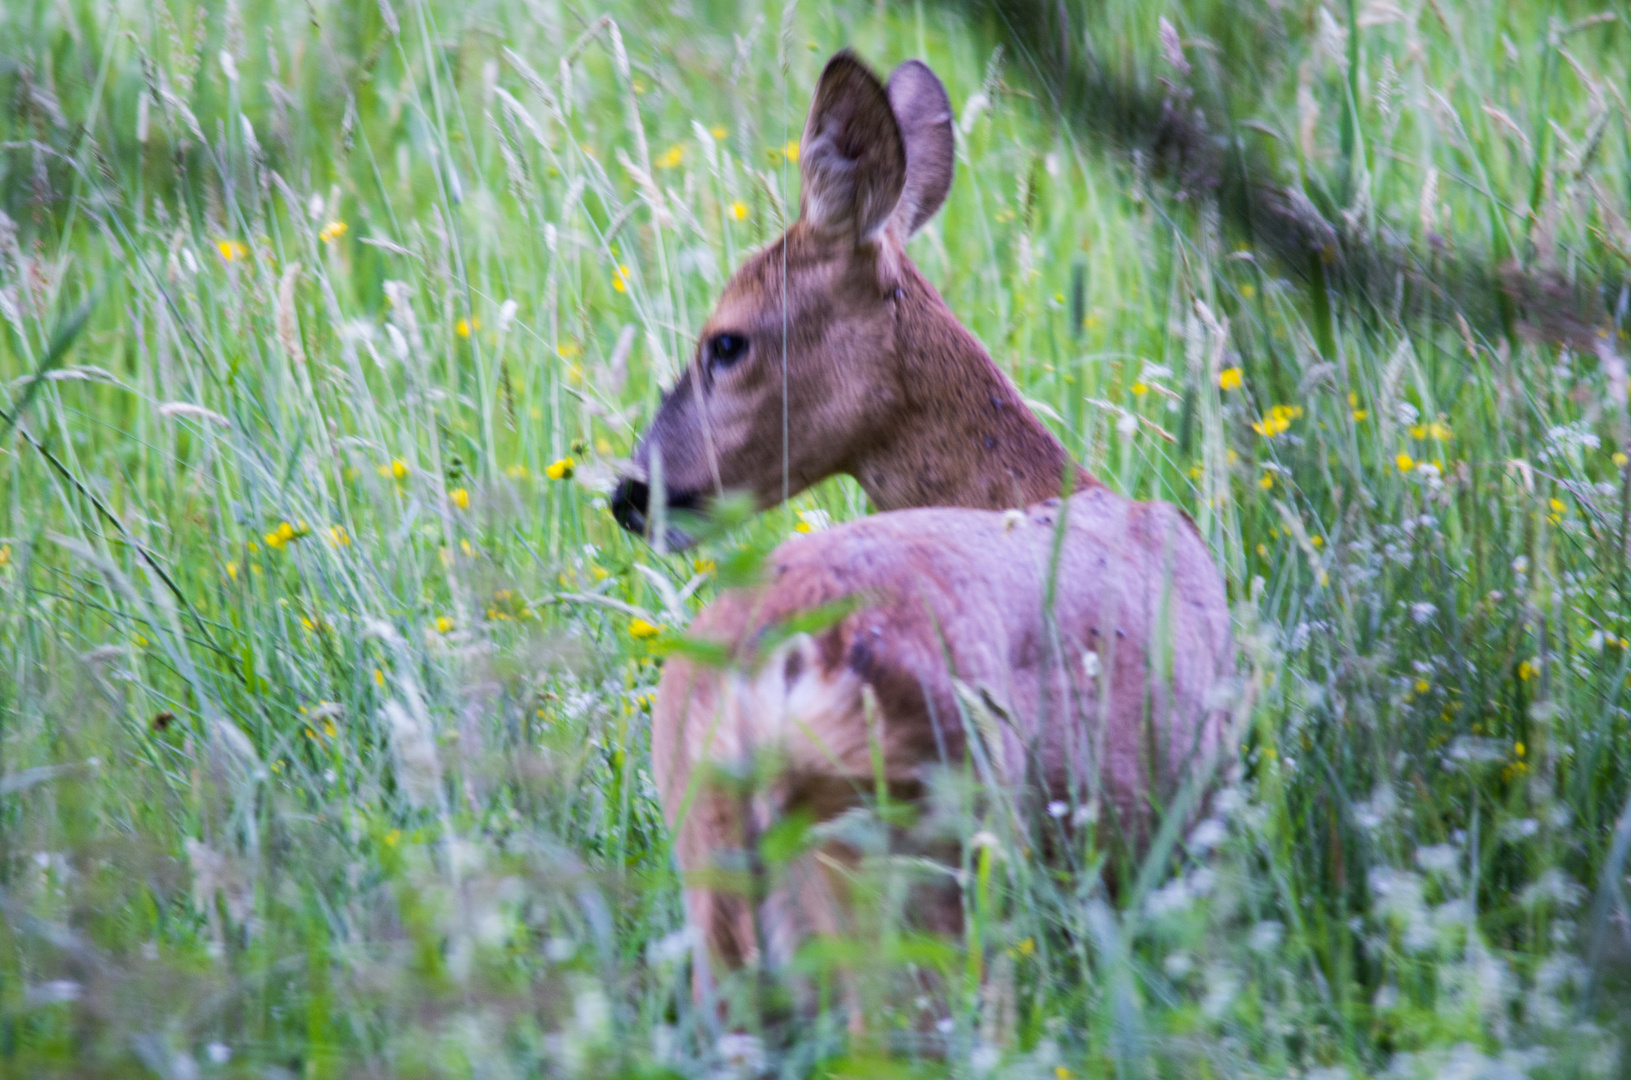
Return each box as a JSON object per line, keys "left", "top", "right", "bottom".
{"left": 707, "top": 333, "right": 748, "bottom": 371}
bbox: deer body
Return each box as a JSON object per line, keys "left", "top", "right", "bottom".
{"left": 654, "top": 490, "right": 1230, "bottom": 985}
{"left": 611, "top": 51, "right": 1233, "bottom": 999}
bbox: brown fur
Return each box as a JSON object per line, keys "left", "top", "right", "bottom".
{"left": 654, "top": 495, "right": 1232, "bottom": 998}
{"left": 618, "top": 51, "right": 1232, "bottom": 1004}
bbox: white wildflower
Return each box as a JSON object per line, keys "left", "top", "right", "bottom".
{"left": 1248, "top": 920, "right": 1284, "bottom": 953}
{"left": 1187, "top": 817, "right": 1227, "bottom": 854}
{"left": 495, "top": 297, "right": 520, "bottom": 337}
{"left": 1519, "top": 868, "right": 1585, "bottom": 910}
{"left": 1415, "top": 843, "right": 1460, "bottom": 876}
{"left": 1146, "top": 875, "right": 1193, "bottom": 918}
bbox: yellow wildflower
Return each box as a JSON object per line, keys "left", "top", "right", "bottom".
{"left": 1428, "top": 421, "right": 1452, "bottom": 441}
{"left": 1240, "top": 283, "right": 1256, "bottom": 299}
{"left": 693, "top": 557, "right": 716, "bottom": 574}
{"left": 655, "top": 144, "right": 685, "bottom": 169}
{"left": 709, "top": 125, "right": 728, "bottom": 140}
{"left": 1409, "top": 423, "right": 1427, "bottom": 439}
{"left": 328, "top": 525, "right": 350, "bottom": 547}
{"left": 1218, "top": 367, "right": 1242, "bottom": 391}
{"left": 373, "top": 668, "right": 386, "bottom": 687}
{"left": 456, "top": 316, "right": 480, "bottom": 338}
{"left": 546, "top": 457, "right": 575, "bottom": 481}
{"left": 595, "top": 438, "right": 611, "bottom": 455}
{"left": 1258, "top": 473, "right": 1274, "bottom": 490}
{"left": 783, "top": 139, "right": 800, "bottom": 163}
{"left": 264, "top": 520, "right": 298, "bottom": 549}
{"left": 216, "top": 239, "right": 248, "bottom": 262}
{"left": 1518, "top": 659, "right": 1535, "bottom": 681}
{"left": 613, "top": 264, "right": 631, "bottom": 293}
{"left": 1250, "top": 404, "right": 1302, "bottom": 437}
{"left": 628, "top": 617, "right": 662, "bottom": 641}
{"left": 435, "top": 616, "right": 454, "bottom": 634}
{"left": 794, "top": 520, "right": 812, "bottom": 533}
{"left": 556, "top": 341, "right": 581, "bottom": 359}
{"left": 1514, "top": 741, "right": 1525, "bottom": 758}
{"left": 1131, "top": 382, "right": 1148, "bottom": 396}
{"left": 1615, "top": 452, "right": 1629, "bottom": 468}
{"left": 318, "top": 220, "right": 347, "bottom": 243}
{"left": 1395, "top": 452, "right": 1415, "bottom": 473}
{"left": 506, "top": 464, "right": 528, "bottom": 480}
{"left": 0, "top": 544, "right": 10, "bottom": 568}
{"left": 384, "top": 829, "right": 401, "bottom": 847}
{"left": 450, "top": 487, "right": 469, "bottom": 510}
{"left": 728, "top": 201, "right": 749, "bottom": 221}
{"left": 1415, "top": 678, "right": 1430, "bottom": 693}
{"left": 460, "top": 539, "right": 473, "bottom": 557}
{"left": 225, "top": 560, "right": 238, "bottom": 581}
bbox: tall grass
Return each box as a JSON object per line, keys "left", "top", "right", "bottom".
{"left": 1, "top": 0, "right": 1629, "bottom": 1075}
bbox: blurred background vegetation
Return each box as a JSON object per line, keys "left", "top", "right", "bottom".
{"left": 1, "top": 0, "right": 1629, "bottom": 1075}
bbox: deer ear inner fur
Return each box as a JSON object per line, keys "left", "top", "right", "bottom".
{"left": 798, "top": 50, "right": 908, "bottom": 243}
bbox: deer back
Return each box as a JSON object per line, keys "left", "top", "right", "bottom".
{"left": 652, "top": 487, "right": 1232, "bottom": 854}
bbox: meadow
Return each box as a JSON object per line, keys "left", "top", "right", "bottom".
{"left": 1, "top": 0, "right": 1630, "bottom": 1075}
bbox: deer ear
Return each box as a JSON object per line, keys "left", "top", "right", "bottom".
{"left": 798, "top": 51, "right": 906, "bottom": 243}
{"left": 885, "top": 60, "right": 955, "bottom": 239}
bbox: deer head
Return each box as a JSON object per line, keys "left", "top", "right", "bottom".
{"left": 612, "top": 51, "right": 1084, "bottom": 546}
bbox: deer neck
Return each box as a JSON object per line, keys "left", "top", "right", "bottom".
{"left": 849, "top": 267, "right": 1097, "bottom": 513}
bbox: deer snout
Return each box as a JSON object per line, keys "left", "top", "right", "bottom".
{"left": 612, "top": 477, "right": 707, "bottom": 550}
{"left": 611, "top": 478, "right": 649, "bottom": 535}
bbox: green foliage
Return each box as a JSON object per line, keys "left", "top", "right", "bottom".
{"left": 1, "top": 0, "right": 1629, "bottom": 1075}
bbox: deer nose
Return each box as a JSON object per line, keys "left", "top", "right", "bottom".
{"left": 611, "top": 478, "right": 649, "bottom": 535}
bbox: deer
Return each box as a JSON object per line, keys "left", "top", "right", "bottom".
{"left": 609, "top": 50, "right": 1233, "bottom": 1009}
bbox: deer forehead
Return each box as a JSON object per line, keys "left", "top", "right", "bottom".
{"left": 707, "top": 232, "right": 889, "bottom": 328}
